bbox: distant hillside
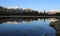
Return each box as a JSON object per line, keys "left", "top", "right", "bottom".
{"left": 0, "top": 6, "right": 60, "bottom": 16}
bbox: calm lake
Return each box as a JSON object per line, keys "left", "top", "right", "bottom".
{"left": 0, "top": 17, "right": 60, "bottom": 36}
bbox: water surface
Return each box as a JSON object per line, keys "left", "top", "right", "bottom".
{"left": 0, "top": 17, "right": 57, "bottom": 36}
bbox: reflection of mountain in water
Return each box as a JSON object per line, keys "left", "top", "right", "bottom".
{"left": 0, "top": 17, "right": 56, "bottom": 36}
{"left": 50, "top": 19, "right": 60, "bottom": 36}
{"left": 0, "top": 17, "right": 60, "bottom": 36}
{"left": 0, "top": 17, "right": 49, "bottom": 24}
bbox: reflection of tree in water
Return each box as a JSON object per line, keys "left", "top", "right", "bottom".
{"left": 0, "top": 17, "right": 49, "bottom": 24}
{"left": 50, "top": 19, "right": 60, "bottom": 36}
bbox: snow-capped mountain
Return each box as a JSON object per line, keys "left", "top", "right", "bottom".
{"left": 48, "top": 10, "right": 60, "bottom": 14}
{"left": 6, "top": 6, "right": 19, "bottom": 9}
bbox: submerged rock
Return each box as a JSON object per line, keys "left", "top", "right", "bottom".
{"left": 50, "top": 20, "right": 60, "bottom": 36}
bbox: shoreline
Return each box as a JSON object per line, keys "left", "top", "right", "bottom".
{"left": 0, "top": 16, "right": 60, "bottom": 18}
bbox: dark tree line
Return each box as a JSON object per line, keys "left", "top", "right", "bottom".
{"left": 0, "top": 6, "right": 60, "bottom": 16}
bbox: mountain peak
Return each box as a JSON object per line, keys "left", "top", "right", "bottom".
{"left": 49, "top": 10, "right": 60, "bottom": 12}
{"left": 6, "top": 6, "right": 19, "bottom": 9}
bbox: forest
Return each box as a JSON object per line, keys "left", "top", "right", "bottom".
{"left": 0, "top": 6, "right": 60, "bottom": 16}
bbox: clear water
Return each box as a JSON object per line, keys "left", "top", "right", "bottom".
{"left": 0, "top": 18, "right": 57, "bottom": 36}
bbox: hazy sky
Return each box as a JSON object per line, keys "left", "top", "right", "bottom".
{"left": 0, "top": 0, "right": 60, "bottom": 11}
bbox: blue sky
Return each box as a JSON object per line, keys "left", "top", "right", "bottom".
{"left": 0, "top": 0, "right": 60, "bottom": 11}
